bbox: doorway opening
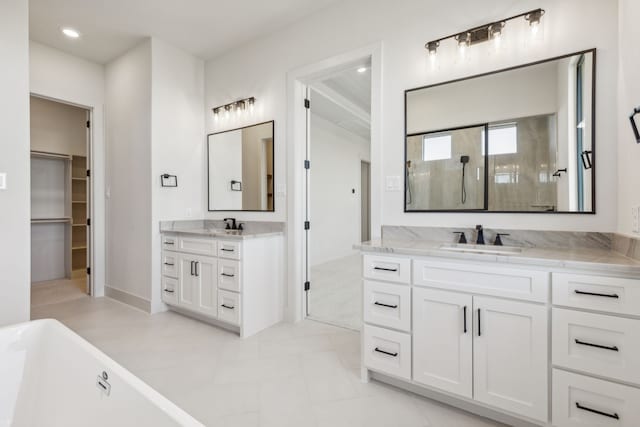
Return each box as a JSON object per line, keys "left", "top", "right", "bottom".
{"left": 30, "top": 95, "right": 93, "bottom": 308}
{"left": 303, "top": 58, "right": 372, "bottom": 330}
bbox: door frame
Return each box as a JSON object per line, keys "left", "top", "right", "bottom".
{"left": 286, "top": 43, "right": 383, "bottom": 322}
{"left": 29, "top": 93, "right": 96, "bottom": 297}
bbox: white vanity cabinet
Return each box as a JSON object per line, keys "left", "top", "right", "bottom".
{"left": 362, "top": 251, "right": 640, "bottom": 427}
{"left": 161, "top": 232, "right": 282, "bottom": 338}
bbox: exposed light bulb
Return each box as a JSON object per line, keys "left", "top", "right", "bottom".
{"left": 530, "top": 20, "right": 539, "bottom": 35}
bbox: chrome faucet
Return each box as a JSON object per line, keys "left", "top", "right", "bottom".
{"left": 475, "top": 225, "right": 485, "bottom": 245}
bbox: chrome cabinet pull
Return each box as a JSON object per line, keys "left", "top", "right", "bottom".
{"left": 374, "top": 347, "right": 398, "bottom": 357}
{"left": 575, "top": 339, "right": 619, "bottom": 352}
{"left": 374, "top": 301, "right": 397, "bottom": 309}
{"left": 574, "top": 290, "right": 619, "bottom": 299}
{"left": 575, "top": 402, "right": 619, "bottom": 420}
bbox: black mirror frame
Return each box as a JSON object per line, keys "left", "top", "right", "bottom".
{"left": 206, "top": 120, "right": 275, "bottom": 212}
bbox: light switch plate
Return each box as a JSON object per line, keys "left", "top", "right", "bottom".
{"left": 386, "top": 176, "right": 402, "bottom": 192}
{"left": 0, "top": 173, "right": 6, "bottom": 190}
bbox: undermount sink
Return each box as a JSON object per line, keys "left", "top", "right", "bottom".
{"left": 439, "top": 243, "right": 523, "bottom": 255}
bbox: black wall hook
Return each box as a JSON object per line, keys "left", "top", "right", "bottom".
{"left": 552, "top": 168, "right": 567, "bottom": 177}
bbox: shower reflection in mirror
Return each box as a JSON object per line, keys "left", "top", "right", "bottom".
{"left": 405, "top": 49, "right": 595, "bottom": 213}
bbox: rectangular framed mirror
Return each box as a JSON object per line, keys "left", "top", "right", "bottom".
{"left": 207, "top": 120, "right": 274, "bottom": 211}
{"left": 405, "top": 49, "right": 596, "bottom": 213}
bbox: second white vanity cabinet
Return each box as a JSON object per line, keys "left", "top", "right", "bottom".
{"left": 361, "top": 250, "right": 640, "bottom": 427}
{"left": 161, "top": 232, "right": 282, "bottom": 338}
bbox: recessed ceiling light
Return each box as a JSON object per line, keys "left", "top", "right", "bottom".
{"left": 61, "top": 27, "right": 80, "bottom": 39}
{"left": 357, "top": 67, "right": 367, "bottom": 73}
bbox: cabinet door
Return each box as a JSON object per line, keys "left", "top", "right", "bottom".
{"left": 193, "top": 255, "right": 217, "bottom": 317}
{"left": 178, "top": 255, "right": 198, "bottom": 309}
{"left": 473, "top": 296, "right": 548, "bottom": 422}
{"left": 413, "top": 288, "right": 473, "bottom": 398}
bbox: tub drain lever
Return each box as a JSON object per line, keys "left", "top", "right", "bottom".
{"left": 96, "top": 371, "right": 111, "bottom": 396}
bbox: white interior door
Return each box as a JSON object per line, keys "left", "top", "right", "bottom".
{"left": 473, "top": 296, "right": 548, "bottom": 422}
{"left": 413, "top": 288, "right": 473, "bottom": 398}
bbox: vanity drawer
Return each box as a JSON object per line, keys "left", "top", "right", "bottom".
{"left": 552, "top": 369, "right": 640, "bottom": 427}
{"left": 552, "top": 273, "right": 640, "bottom": 316}
{"left": 218, "top": 259, "right": 241, "bottom": 292}
{"left": 363, "top": 324, "right": 411, "bottom": 380}
{"left": 161, "top": 277, "right": 178, "bottom": 305}
{"left": 363, "top": 280, "right": 411, "bottom": 332}
{"left": 161, "top": 252, "right": 178, "bottom": 278}
{"left": 218, "top": 240, "right": 242, "bottom": 260}
{"left": 218, "top": 290, "right": 241, "bottom": 325}
{"left": 552, "top": 308, "right": 640, "bottom": 385}
{"left": 363, "top": 255, "right": 411, "bottom": 284}
{"left": 162, "top": 234, "right": 178, "bottom": 251}
{"left": 413, "top": 259, "right": 549, "bottom": 302}
{"left": 177, "top": 235, "right": 217, "bottom": 257}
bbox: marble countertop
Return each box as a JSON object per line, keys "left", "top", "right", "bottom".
{"left": 160, "top": 220, "right": 283, "bottom": 240}
{"left": 356, "top": 239, "right": 640, "bottom": 276}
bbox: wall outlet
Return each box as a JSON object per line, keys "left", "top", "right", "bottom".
{"left": 633, "top": 207, "right": 640, "bottom": 234}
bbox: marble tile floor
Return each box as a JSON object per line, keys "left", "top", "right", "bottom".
{"left": 31, "top": 277, "right": 88, "bottom": 308}
{"left": 31, "top": 297, "right": 505, "bottom": 427}
{"left": 308, "top": 254, "right": 362, "bottom": 331}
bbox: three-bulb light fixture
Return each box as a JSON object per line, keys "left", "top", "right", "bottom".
{"left": 212, "top": 97, "right": 256, "bottom": 120}
{"left": 425, "top": 8, "right": 545, "bottom": 57}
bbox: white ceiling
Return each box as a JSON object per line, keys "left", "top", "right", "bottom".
{"left": 28, "top": 0, "right": 344, "bottom": 63}
{"left": 310, "top": 61, "right": 371, "bottom": 140}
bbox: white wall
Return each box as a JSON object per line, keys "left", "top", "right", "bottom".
{"left": 150, "top": 38, "right": 205, "bottom": 313}
{"left": 204, "top": 0, "right": 618, "bottom": 233}
{"left": 105, "top": 40, "right": 153, "bottom": 307}
{"left": 617, "top": 0, "right": 640, "bottom": 236}
{"left": 310, "top": 114, "right": 369, "bottom": 266}
{"left": 29, "top": 41, "right": 107, "bottom": 297}
{"left": 0, "top": 0, "right": 30, "bottom": 325}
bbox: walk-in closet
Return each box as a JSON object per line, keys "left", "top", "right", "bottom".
{"left": 30, "top": 96, "right": 91, "bottom": 306}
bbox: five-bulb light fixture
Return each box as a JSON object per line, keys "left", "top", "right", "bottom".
{"left": 212, "top": 97, "right": 256, "bottom": 120}
{"left": 425, "top": 8, "right": 545, "bottom": 57}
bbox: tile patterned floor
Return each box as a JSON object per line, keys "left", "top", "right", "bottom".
{"left": 32, "top": 297, "right": 505, "bottom": 427}
{"left": 309, "top": 254, "right": 362, "bottom": 330}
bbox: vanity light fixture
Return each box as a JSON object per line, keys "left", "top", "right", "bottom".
{"left": 424, "top": 8, "right": 545, "bottom": 57}
{"left": 211, "top": 97, "right": 257, "bottom": 118}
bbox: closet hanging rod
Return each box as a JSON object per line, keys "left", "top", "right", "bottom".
{"left": 30, "top": 150, "right": 72, "bottom": 160}
{"left": 31, "top": 217, "right": 72, "bottom": 224}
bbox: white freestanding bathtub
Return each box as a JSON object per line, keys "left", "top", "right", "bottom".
{"left": 0, "top": 319, "right": 203, "bottom": 427}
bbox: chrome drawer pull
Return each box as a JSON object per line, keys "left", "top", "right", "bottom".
{"left": 575, "top": 339, "right": 619, "bottom": 352}
{"left": 576, "top": 402, "right": 619, "bottom": 420}
{"left": 163, "top": 289, "right": 174, "bottom": 293}
{"left": 373, "top": 266, "right": 398, "bottom": 272}
{"left": 221, "top": 304, "right": 235, "bottom": 310}
{"left": 574, "top": 290, "right": 619, "bottom": 299}
{"left": 221, "top": 273, "right": 235, "bottom": 278}
{"left": 374, "top": 347, "right": 398, "bottom": 357}
{"left": 374, "top": 301, "right": 397, "bottom": 309}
